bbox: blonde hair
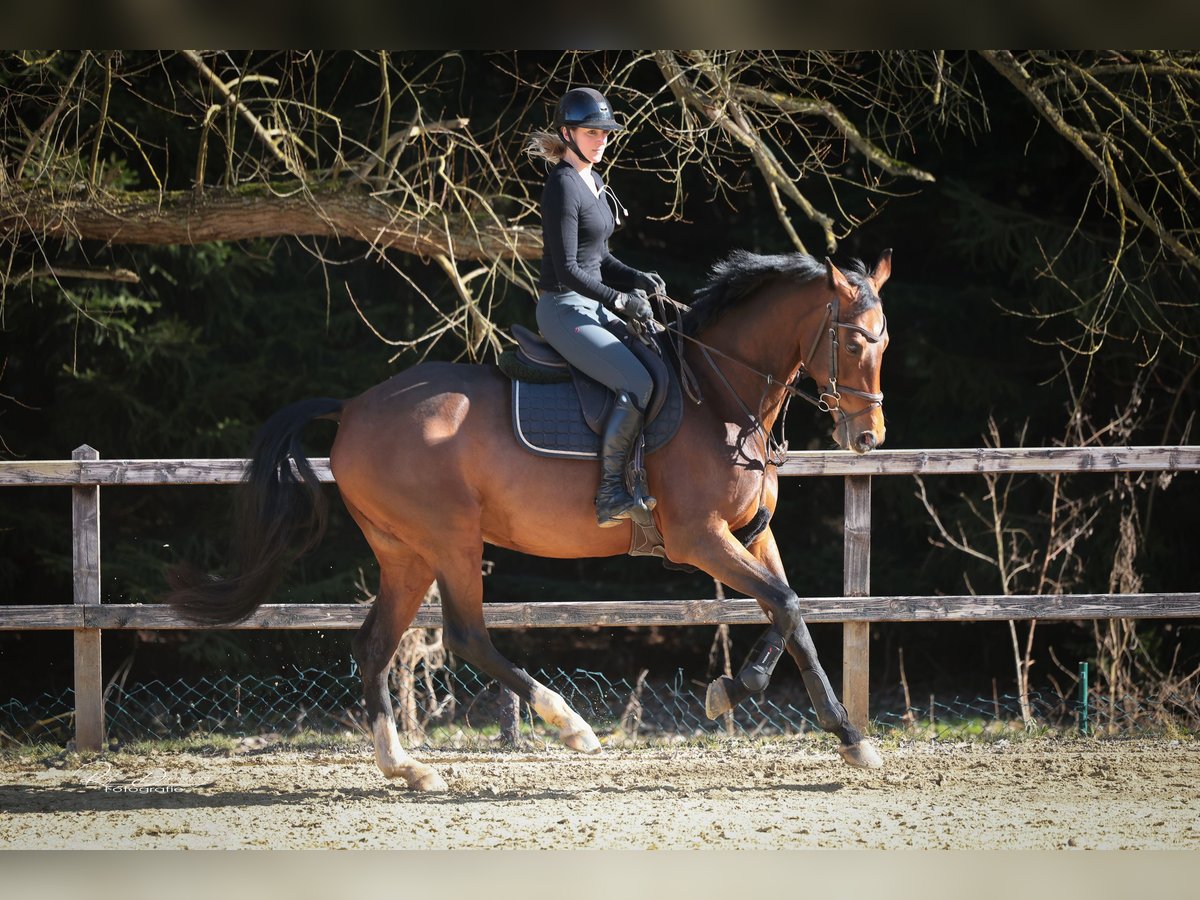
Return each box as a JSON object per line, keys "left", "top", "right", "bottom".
{"left": 525, "top": 129, "right": 568, "bottom": 165}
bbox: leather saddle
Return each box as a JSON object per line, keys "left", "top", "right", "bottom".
{"left": 499, "top": 322, "right": 683, "bottom": 461}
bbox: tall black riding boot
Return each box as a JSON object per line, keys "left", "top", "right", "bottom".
{"left": 595, "top": 392, "right": 650, "bottom": 527}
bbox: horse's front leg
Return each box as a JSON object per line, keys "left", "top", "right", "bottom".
{"left": 678, "top": 524, "right": 882, "bottom": 769}
{"left": 705, "top": 626, "right": 785, "bottom": 719}
{"left": 705, "top": 527, "right": 789, "bottom": 719}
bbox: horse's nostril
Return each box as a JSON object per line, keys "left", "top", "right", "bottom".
{"left": 856, "top": 433, "right": 877, "bottom": 453}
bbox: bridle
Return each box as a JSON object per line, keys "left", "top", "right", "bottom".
{"left": 797, "top": 290, "right": 887, "bottom": 437}
{"left": 647, "top": 288, "right": 887, "bottom": 462}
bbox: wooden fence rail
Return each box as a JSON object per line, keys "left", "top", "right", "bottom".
{"left": 2, "top": 445, "right": 1198, "bottom": 750}
{"left": 2, "top": 446, "right": 1198, "bottom": 486}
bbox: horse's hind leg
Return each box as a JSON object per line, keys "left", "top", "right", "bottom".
{"left": 435, "top": 536, "right": 601, "bottom": 754}
{"left": 350, "top": 530, "right": 447, "bottom": 791}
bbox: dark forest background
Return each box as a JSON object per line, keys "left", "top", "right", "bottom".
{"left": 1, "top": 51, "right": 1197, "bottom": 714}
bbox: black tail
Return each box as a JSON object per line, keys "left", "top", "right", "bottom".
{"left": 166, "top": 397, "right": 343, "bottom": 625}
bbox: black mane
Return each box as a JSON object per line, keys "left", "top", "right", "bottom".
{"left": 683, "top": 250, "right": 879, "bottom": 336}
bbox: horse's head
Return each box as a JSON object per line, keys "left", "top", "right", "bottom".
{"left": 809, "top": 251, "right": 891, "bottom": 454}
{"left": 684, "top": 247, "right": 892, "bottom": 455}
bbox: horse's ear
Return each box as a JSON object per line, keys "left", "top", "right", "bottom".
{"left": 870, "top": 249, "right": 893, "bottom": 292}
{"left": 825, "top": 257, "right": 852, "bottom": 294}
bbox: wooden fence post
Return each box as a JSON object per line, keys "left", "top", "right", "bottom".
{"left": 843, "top": 475, "right": 871, "bottom": 732}
{"left": 72, "top": 445, "right": 104, "bottom": 751}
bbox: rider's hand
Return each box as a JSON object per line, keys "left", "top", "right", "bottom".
{"left": 614, "top": 289, "right": 653, "bottom": 322}
{"left": 636, "top": 271, "right": 668, "bottom": 298}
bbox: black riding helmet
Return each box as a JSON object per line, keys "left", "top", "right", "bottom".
{"left": 555, "top": 88, "right": 622, "bottom": 166}
{"left": 554, "top": 87, "right": 623, "bottom": 132}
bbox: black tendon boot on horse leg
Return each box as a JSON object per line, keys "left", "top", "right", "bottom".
{"left": 706, "top": 626, "right": 785, "bottom": 719}
{"left": 786, "top": 621, "right": 882, "bottom": 768}
{"left": 595, "top": 391, "right": 655, "bottom": 527}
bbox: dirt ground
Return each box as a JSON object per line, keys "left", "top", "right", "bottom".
{"left": 2, "top": 737, "right": 1198, "bottom": 849}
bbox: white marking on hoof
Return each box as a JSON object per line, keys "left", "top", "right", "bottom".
{"left": 561, "top": 726, "right": 602, "bottom": 754}
{"left": 409, "top": 769, "right": 449, "bottom": 792}
{"left": 372, "top": 717, "right": 446, "bottom": 789}
{"left": 372, "top": 719, "right": 409, "bottom": 777}
{"left": 532, "top": 686, "right": 601, "bottom": 754}
{"left": 838, "top": 739, "right": 884, "bottom": 769}
{"left": 705, "top": 677, "right": 733, "bottom": 720}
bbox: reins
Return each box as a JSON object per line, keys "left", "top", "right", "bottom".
{"left": 642, "top": 288, "right": 886, "bottom": 466}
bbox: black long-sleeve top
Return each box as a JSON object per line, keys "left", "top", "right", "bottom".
{"left": 537, "top": 160, "right": 641, "bottom": 308}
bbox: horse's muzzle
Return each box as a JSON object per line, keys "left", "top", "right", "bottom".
{"left": 853, "top": 431, "right": 878, "bottom": 454}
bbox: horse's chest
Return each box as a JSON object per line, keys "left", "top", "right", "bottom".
{"left": 716, "top": 425, "right": 774, "bottom": 505}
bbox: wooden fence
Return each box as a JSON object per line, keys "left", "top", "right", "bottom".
{"left": 3, "top": 445, "right": 1199, "bottom": 751}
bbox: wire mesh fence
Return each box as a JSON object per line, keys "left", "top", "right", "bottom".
{"left": 3, "top": 658, "right": 1197, "bottom": 749}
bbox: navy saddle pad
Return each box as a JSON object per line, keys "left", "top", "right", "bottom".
{"left": 511, "top": 362, "right": 683, "bottom": 460}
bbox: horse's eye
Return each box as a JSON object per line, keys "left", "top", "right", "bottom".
{"left": 846, "top": 342, "right": 863, "bottom": 355}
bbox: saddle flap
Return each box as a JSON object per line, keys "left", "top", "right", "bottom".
{"left": 572, "top": 369, "right": 613, "bottom": 433}
{"left": 506, "top": 322, "right": 673, "bottom": 431}
{"left": 616, "top": 324, "right": 672, "bottom": 427}
{"left": 511, "top": 371, "right": 682, "bottom": 462}
{"left": 556, "top": 325, "right": 672, "bottom": 433}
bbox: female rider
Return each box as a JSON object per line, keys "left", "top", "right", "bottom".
{"left": 526, "top": 87, "right": 667, "bottom": 527}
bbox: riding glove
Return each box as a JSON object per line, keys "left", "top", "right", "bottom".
{"left": 635, "top": 271, "right": 668, "bottom": 298}
{"left": 613, "top": 289, "right": 653, "bottom": 322}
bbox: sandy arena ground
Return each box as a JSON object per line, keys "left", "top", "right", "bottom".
{"left": 2, "top": 738, "right": 1198, "bottom": 849}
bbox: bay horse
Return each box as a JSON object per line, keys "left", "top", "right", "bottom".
{"left": 168, "top": 249, "right": 892, "bottom": 791}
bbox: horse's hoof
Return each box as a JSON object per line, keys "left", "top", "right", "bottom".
{"left": 838, "top": 740, "right": 883, "bottom": 769}
{"left": 409, "top": 770, "right": 449, "bottom": 792}
{"left": 562, "top": 727, "right": 602, "bottom": 754}
{"left": 705, "top": 676, "right": 735, "bottom": 720}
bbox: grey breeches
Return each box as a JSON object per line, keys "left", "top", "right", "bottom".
{"left": 535, "top": 291, "right": 653, "bottom": 410}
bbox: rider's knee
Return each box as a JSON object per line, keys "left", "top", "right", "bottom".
{"left": 629, "top": 372, "right": 652, "bottom": 412}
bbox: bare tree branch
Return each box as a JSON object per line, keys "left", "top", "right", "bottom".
{"left": 15, "top": 52, "right": 89, "bottom": 179}
{"left": 980, "top": 49, "right": 1200, "bottom": 272}
{"left": 727, "top": 84, "right": 936, "bottom": 183}
{"left": 1, "top": 184, "right": 540, "bottom": 261}
{"left": 10, "top": 265, "right": 139, "bottom": 286}
{"left": 181, "top": 50, "right": 306, "bottom": 181}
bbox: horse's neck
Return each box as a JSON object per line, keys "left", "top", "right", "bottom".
{"left": 692, "top": 283, "right": 821, "bottom": 429}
